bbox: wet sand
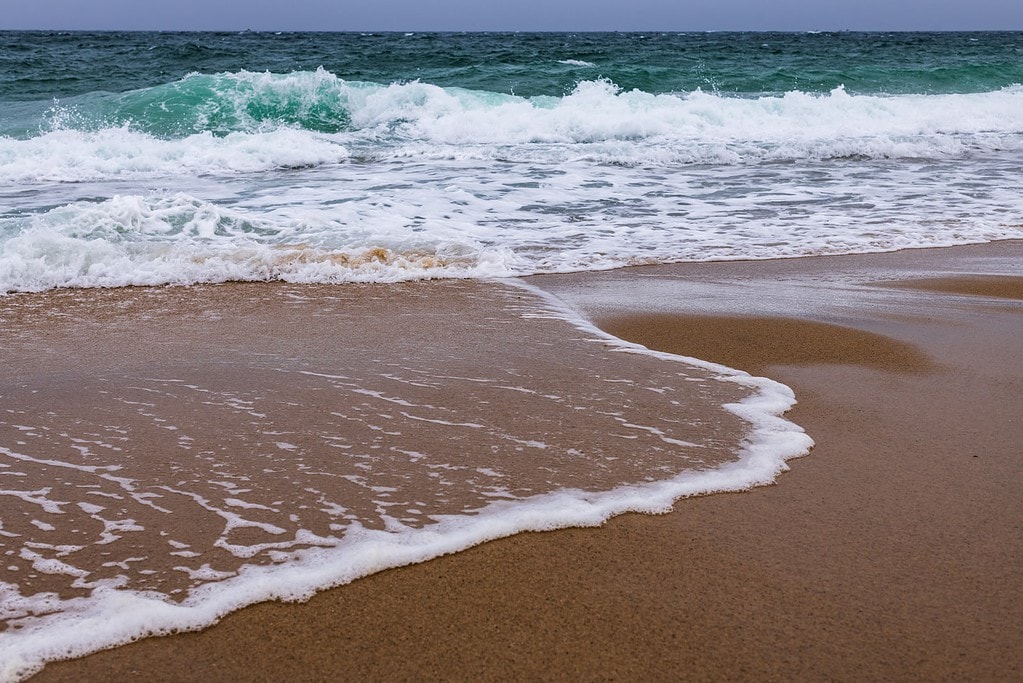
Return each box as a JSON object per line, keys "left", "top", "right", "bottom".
{"left": 32, "top": 241, "right": 1023, "bottom": 681}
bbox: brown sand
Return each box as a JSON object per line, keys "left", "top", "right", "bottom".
{"left": 884, "top": 274, "right": 1023, "bottom": 300}
{"left": 0, "top": 279, "right": 750, "bottom": 613}
{"left": 598, "top": 314, "right": 934, "bottom": 374}
{"left": 32, "top": 241, "right": 1023, "bottom": 681}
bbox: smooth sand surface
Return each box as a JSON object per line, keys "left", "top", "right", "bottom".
{"left": 884, "top": 274, "right": 1023, "bottom": 300}
{"left": 33, "top": 241, "right": 1023, "bottom": 681}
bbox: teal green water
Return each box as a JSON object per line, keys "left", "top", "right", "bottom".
{"left": 3, "top": 31, "right": 1021, "bottom": 100}
{"left": 3, "top": 31, "right": 1021, "bottom": 138}
{"left": 2, "top": 31, "right": 1022, "bottom": 137}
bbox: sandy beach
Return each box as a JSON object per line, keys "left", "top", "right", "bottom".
{"left": 26, "top": 240, "right": 1023, "bottom": 681}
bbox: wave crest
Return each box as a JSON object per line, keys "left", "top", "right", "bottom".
{"left": 13, "top": 71, "right": 1020, "bottom": 166}
{"left": 45, "top": 68, "right": 354, "bottom": 136}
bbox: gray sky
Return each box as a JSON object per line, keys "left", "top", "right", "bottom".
{"left": 4, "top": 0, "right": 1021, "bottom": 31}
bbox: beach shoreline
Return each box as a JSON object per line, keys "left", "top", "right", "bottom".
{"left": 26, "top": 240, "right": 1023, "bottom": 681}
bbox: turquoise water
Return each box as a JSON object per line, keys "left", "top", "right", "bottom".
{"left": 0, "top": 32, "right": 1021, "bottom": 291}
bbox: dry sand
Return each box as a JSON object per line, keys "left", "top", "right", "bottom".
{"left": 32, "top": 241, "right": 1023, "bottom": 681}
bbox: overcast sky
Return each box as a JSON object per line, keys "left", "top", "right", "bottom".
{"left": 4, "top": 0, "right": 1021, "bottom": 32}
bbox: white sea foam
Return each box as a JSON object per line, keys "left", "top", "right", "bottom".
{"left": 0, "top": 282, "right": 812, "bottom": 681}
{"left": 2, "top": 162, "right": 1019, "bottom": 294}
{"left": 0, "top": 193, "right": 522, "bottom": 293}
{"left": 344, "top": 80, "right": 1023, "bottom": 158}
{"left": 0, "top": 127, "right": 348, "bottom": 184}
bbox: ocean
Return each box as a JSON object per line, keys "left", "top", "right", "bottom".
{"left": 1, "top": 31, "right": 1021, "bottom": 679}
{"left": 2, "top": 31, "right": 1021, "bottom": 291}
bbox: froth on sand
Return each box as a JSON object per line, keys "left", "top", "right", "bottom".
{"left": 11, "top": 241, "right": 1023, "bottom": 681}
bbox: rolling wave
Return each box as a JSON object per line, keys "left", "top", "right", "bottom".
{"left": 2, "top": 71, "right": 1021, "bottom": 184}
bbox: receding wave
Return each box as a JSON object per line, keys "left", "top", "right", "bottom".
{"left": 0, "top": 278, "right": 812, "bottom": 680}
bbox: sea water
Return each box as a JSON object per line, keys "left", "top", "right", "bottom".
{"left": 1, "top": 32, "right": 1021, "bottom": 292}
{"left": 0, "top": 31, "right": 1021, "bottom": 679}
